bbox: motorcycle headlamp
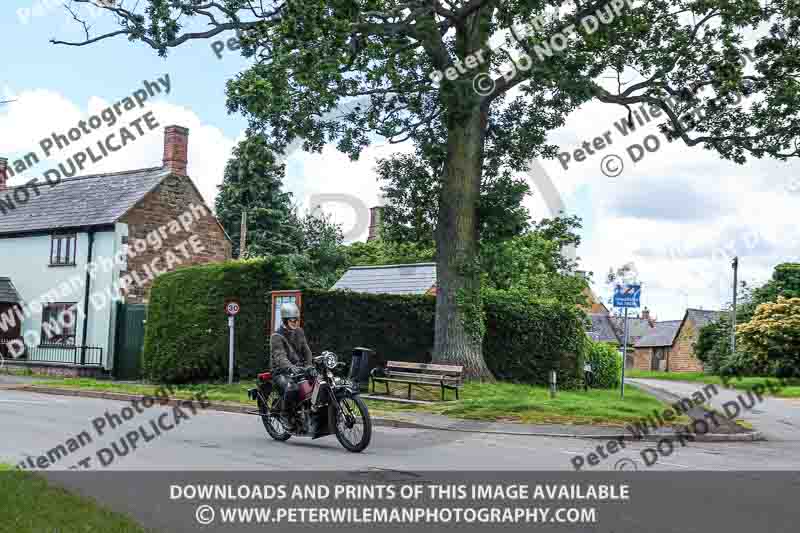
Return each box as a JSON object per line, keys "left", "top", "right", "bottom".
{"left": 323, "top": 351, "right": 338, "bottom": 369}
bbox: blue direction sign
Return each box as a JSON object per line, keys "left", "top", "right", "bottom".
{"left": 613, "top": 284, "right": 641, "bottom": 308}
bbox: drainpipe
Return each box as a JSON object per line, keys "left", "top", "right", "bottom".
{"left": 80, "top": 231, "right": 95, "bottom": 365}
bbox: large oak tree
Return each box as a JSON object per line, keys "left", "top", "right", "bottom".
{"left": 57, "top": 0, "right": 800, "bottom": 378}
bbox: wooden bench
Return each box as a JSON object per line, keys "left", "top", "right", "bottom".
{"left": 370, "top": 361, "right": 464, "bottom": 401}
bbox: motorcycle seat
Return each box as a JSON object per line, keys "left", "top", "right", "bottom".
{"left": 257, "top": 372, "right": 272, "bottom": 382}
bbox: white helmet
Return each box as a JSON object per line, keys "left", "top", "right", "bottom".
{"left": 280, "top": 302, "right": 300, "bottom": 321}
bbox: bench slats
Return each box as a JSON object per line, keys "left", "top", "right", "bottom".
{"left": 383, "top": 370, "right": 461, "bottom": 382}
{"left": 385, "top": 361, "right": 463, "bottom": 375}
{"left": 377, "top": 377, "right": 462, "bottom": 388}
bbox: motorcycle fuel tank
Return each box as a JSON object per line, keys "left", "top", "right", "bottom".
{"left": 296, "top": 378, "right": 315, "bottom": 402}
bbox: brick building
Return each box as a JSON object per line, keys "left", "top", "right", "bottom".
{"left": 0, "top": 125, "right": 231, "bottom": 375}
{"left": 632, "top": 309, "right": 722, "bottom": 372}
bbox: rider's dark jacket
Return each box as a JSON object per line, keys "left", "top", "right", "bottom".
{"left": 270, "top": 325, "right": 313, "bottom": 374}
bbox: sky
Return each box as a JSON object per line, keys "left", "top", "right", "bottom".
{"left": 1, "top": 2, "right": 798, "bottom": 321}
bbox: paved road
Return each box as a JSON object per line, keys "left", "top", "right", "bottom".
{"left": 2, "top": 388, "right": 799, "bottom": 472}
{"left": 628, "top": 378, "right": 800, "bottom": 441}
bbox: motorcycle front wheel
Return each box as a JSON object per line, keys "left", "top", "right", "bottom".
{"left": 330, "top": 394, "right": 372, "bottom": 453}
{"left": 258, "top": 388, "right": 292, "bottom": 442}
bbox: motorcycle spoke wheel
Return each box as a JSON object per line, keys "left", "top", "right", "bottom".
{"left": 260, "top": 389, "right": 291, "bottom": 442}
{"left": 332, "top": 396, "right": 372, "bottom": 453}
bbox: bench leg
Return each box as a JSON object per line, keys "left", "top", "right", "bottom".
{"left": 371, "top": 379, "right": 375, "bottom": 393}
{"left": 441, "top": 383, "right": 445, "bottom": 401}
{"left": 455, "top": 387, "right": 459, "bottom": 400}
{"left": 386, "top": 382, "right": 390, "bottom": 395}
{"left": 408, "top": 383, "right": 412, "bottom": 400}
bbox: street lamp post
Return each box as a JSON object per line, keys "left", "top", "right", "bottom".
{"left": 731, "top": 257, "right": 738, "bottom": 356}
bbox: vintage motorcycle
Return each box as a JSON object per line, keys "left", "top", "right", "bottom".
{"left": 248, "top": 351, "right": 372, "bottom": 453}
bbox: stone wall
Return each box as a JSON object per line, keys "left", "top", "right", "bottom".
{"left": 633, "top": 347, "right": 653, "bottom": 371}
{"left": 667, "top": 320, "right": 704, "bottom": 372}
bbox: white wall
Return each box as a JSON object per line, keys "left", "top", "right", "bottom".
{"left": 0, "top": 228, "right": 119, "bottom": 368}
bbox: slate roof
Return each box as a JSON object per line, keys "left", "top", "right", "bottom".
{"left": 332, "top": 263, "right": 437, "bottom": 295}
{"left": 610, "top": 316, "right": 654, "bottom": 342}
{"left": 635, "top": 320, "right": 683, "bottom": 348}
{"left": 0, "top": 277, "right": 21, "bottom": 303}
{"left": 686, "top": 308, "right": 724, "bottom": 329}
{"left": 588, "top": 313, "right": 620, "bottom": 343}
{"left": 0, "top": 167, "right": 170, "bottom": 235}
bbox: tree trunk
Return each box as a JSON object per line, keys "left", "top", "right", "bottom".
{"left": 432, "top": 104, "right": 494, "bottom": 381}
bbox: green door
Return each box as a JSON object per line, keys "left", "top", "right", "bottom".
{"left": 114, "top": 303, "right": 147, "bottom": 380}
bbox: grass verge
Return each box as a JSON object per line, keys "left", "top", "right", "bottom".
{"left": 626, "top": 370, "right": 800, "bottom": 398}
{"left": 31, "top": 377, "right": 675, "bottom": 427}
{"left": 0, "top": 464, "right": 147, "bottom": 532}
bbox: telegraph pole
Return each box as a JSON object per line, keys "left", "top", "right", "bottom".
{"left": 731, "top": 257, "right": 739, "bottom": 356}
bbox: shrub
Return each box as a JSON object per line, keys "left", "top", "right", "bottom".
{"left": 585, "top": 341, "right": 621, "bottom": 388}
{"left": 143, "top": 258, "right": 296, "bottom": 383}
{"left": 737, "top": 297, "right": 800, "bottom": 377}
{"left": 482, "top": 290, "right": 586, "bottom": 388}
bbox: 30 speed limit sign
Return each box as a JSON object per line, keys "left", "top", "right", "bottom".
{"left": 225, "top": 300, "right": 241, "bottom": 316}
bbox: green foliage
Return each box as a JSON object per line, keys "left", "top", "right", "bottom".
{"left": 737, "top": 297, "right": 800, "bottom": 377}
{"left": 300, "top": 289, "right": 437, "bottom": 369}
{"left": 282, "top": 209, "right": 348, "bottom": 289}
{"left": 143, "top": 258, "right": 296, "bottom": 383}
{"left": 214, "top": 133, "right": 296, "bottom": 258}
{"left": 342, "top": 239, "right": 435, "bottom": 267}
{"left": 481, "top": 216, "right": 587, "bottom": 304}
{"left": 695, "top": 315, "right": 735, "bottom": 375}
{"left": 301, "top": 288, "right": 585, "bottom": 388}
{"left": 698, "top": 263, "right": 800, "bottom": 376}
{"left": 752, "top": 263, "right": 800, "bottom": 305}
{"left": 482, "top": 289, "right": 586, "bottom": 388}
{"left": 585, "top": 341, "right": 622, "bottom": 389}
{"left": 377, "top": 152, "right": 531, "bottom": 244}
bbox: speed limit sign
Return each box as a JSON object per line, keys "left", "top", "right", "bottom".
{"left": 225, "top": 300, "right": 241, "bottom": 316}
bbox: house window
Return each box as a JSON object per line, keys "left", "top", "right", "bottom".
{"left": 40, "top": 303, "right": 78, "bottom": 346}
{"left": 50, "top": 234, "right": 77, "bottom": 266}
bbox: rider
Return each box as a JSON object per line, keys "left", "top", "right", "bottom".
{"left": 270, "top": 302, "right": 313, "bottom": 427}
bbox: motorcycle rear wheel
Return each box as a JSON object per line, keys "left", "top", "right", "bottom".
{"left": 330, "top": 395, "right": 372, "bottom": 453}
{"left": 258, "top": 389, "right": 291, "bottom": 442}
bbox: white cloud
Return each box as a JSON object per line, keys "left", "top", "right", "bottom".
{"left": 0, "top": 86, "right": 237, "bottom": 209}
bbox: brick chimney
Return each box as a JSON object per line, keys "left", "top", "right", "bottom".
{"left": 642, "top": 307, "right": 656, "bottom": 327}
{"left": 162, "top": 125, "right": 189, "bottom": 176}
{"left": 0, "top": 158, "right": 8, "bottom": 191}
{"left": 367, "top": 206, "right": 383, "bottom": 241}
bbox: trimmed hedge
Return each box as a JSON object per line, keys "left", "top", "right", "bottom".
{"left": 142, "top": 258, "right": 296, "bottom": 383}
{"left": 145, "top": 267, "right": 586, "bottom": 387}
{"left": 299, "top": 289, "right": 585, "bottom": 388}
{"left": 299, "top": 289, "right": 436, "bottom": 369}
{"left": 482, "top": 290, "right": 585, "bottom": 388}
